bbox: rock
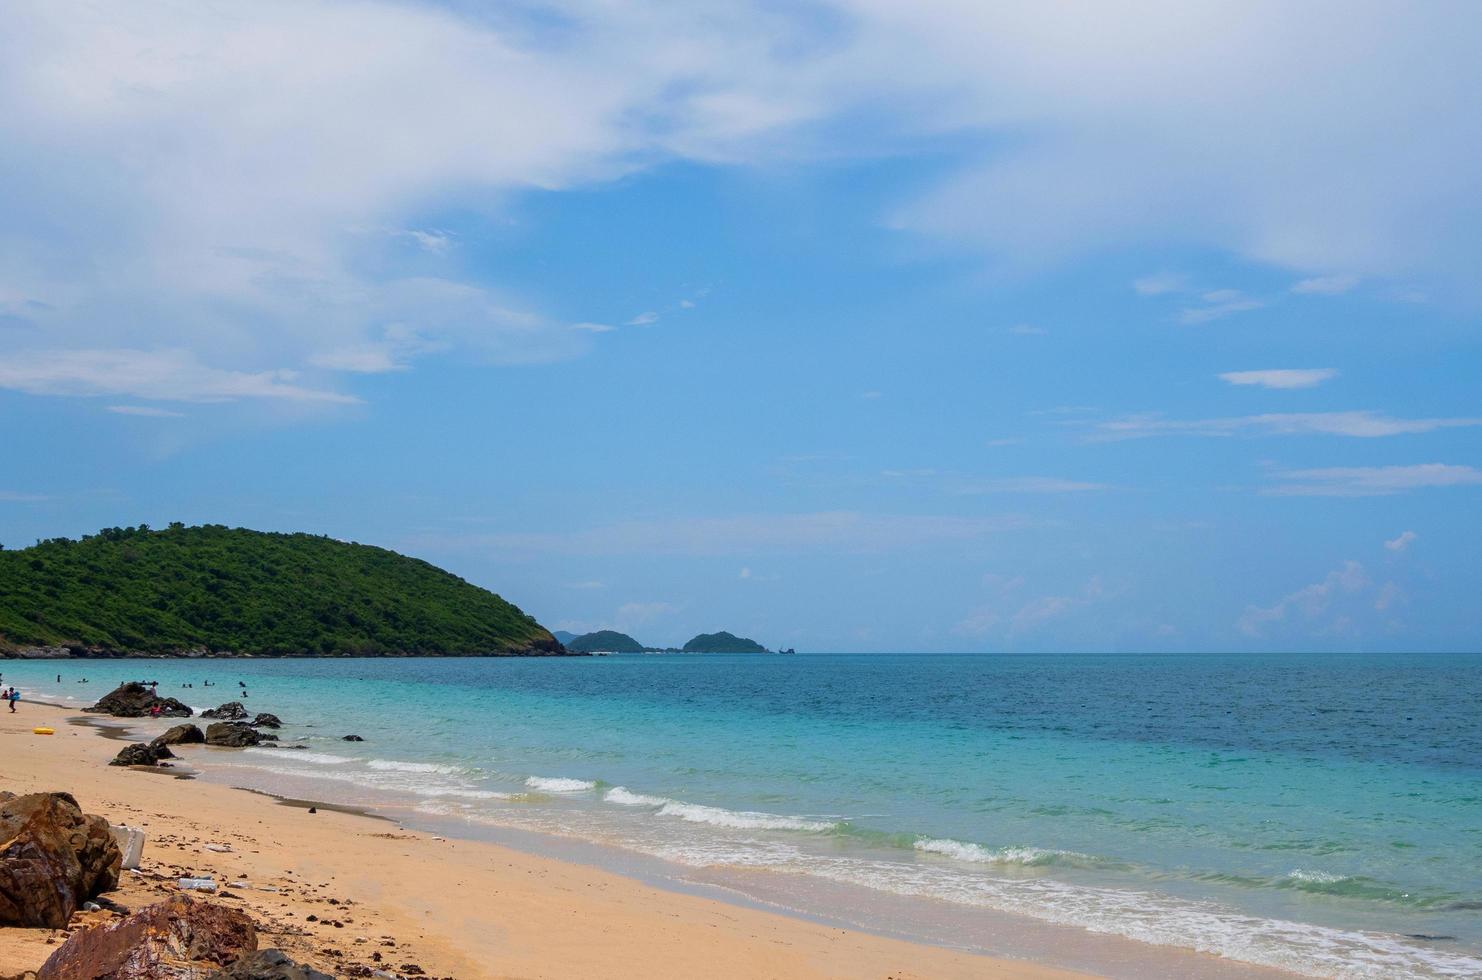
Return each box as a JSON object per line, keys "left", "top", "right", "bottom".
{"left": 84, "top": 682, "right": 193, "bottom": 719}
{"left": 341, "top": 735, "right": 364, "bottom": 742}
{"left": 0, "top": 792, "right": 121, "bottom": 928}
{"left": 207, "top": 949, "right": 333, "bottom": 980}
{"left": 249, "top": 713, "right": 282, "bottom": 729}
{"left": 153, "top": 723, "right": 206, "bottom": 747}
{"left": 201, "top": 701, "right": 249, "bottom": 721}
{"left": 205, "top": 722, "right": 263, "bottom": 747}
{"left": 37, "top": 895, "right": 257, "bottom": 980}
{"left": 108, "top": 742, "right": 174, "bottom": 767}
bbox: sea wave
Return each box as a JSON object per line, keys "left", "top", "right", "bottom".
{"left": 604, "top": 786, "right": 670, "bottom": 807}
{"left": 366, "top": 759, "right": 462, "bottom": 774}
{"left": 242, "top": 748, "right": 355, "bottom": 766}
{"left": 656, "top": 801, "right": 838, "bottom": 832}
{"left": 913, "top": 837, "right": 1099, "bottom": 868}
{"left": 525, "top": 776, "right": 597, "bottom": 793}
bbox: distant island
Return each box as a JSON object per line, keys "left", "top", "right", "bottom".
{"left": 552, "top": 630, "right": 579, "bottom": 645}
{"left": 565, "top": 630, "right": 645, "bottom": 653}
{"left": 682, "top": 631, "right": 769, "bottom": 653}
{"left": 0, "top": 524, "right": 569, "bottom": 658}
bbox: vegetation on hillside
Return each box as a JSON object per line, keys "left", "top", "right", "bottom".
{"left": 565, "top": 630, "right": 645, "bottom": 653}
{"left": 682, "top": 631, "right": 768, "bottom": 653}
{"left": 0, "top": 524, "right": 565, "bottom": 657}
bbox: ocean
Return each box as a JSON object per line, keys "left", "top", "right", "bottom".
{"left": 8, "top": 653, "right": 1481, "bottom": 978}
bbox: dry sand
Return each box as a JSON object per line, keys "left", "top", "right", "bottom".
{"left": 0, "top": 701, "right": 1093, "bottom": 979}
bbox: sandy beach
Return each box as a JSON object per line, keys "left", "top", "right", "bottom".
{"left": 0, "top": 701, "right": 1091, "bottom": 979}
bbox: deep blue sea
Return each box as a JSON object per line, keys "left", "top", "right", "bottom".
{"left": 8, "top": 653, "right": 1482, "bottom": 978}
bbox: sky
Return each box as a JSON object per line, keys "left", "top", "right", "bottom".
{"left": 2, "top": 0, "right": 1480, "bottom": 652}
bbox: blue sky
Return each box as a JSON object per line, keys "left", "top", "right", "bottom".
{"left": 2, "top": 1, "right": 1480, "bottom": 651}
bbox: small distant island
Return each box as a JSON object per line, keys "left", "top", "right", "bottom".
{"left": 0, "top": 524, "right": 569, "bottom": 658}
{"left": 682, "top": 631, "right": 769, "bottom": 653}
{"left": 565, "top": 630, "right": 645, "bottom": 653}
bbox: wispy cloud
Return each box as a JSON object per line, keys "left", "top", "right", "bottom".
{"left": 1178, "top": 290, "right": 1264, "bottom": 325}
{"left": 1091, "top": 411, "right": 1482, "bottom": 441}
{"left": 1132, "top": 272, "right": 1185, "bottom": 296}
{"left": 1008, "top": 323, "right": 1047, "bottom": 336}
{"left": 949, "top": 477, "right": 1108, "bottom": 495}
{"left": 626, "top": 312, "right": 659, "bottom": 326}
{"left": 1266, "top": 464, "right": 1482, "bottom": 497}
{"left": 0, "top": 491, "right": 50, "bottom": 503}
{"left": 1291, "top": 274, "right": 1360, "bottom": 295}
{"left": 1384, "top": 530, "right": 1418, "bottom": 552}
{"left": 0, "top": 349, "right": 358, "bottom": 404}
{"left": 570, "top": 322, "right": 616, "bottom": 333}
{"left": 106, "top": 405, "right": 186, "bottom": 418}
{"left": 1219, "top": 368, "right": 1338, "bottom": 390}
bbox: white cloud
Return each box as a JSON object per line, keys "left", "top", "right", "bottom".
{"left": 0, "top": 349, "right": 358, "bottom": 404}
{"left": 1132, "top": 272, "right": 1185, "bottom": 296}
{"left": 1268, "top": 464, "right": 1482, "bottom": 497}
{"left": 626, "top": 312, "right": 660, "bottom": 326}
{"left": 1092, "top": 411, "right": 1482, "bottom": 440}
{"left": 570, "top": 322, "right": 616, "bottom": 333}
{"left": 1384, "top": 530, "right": 1418, "bottom": 552}
{"left": 1239, "top": 560, "right": 1372, "bottom": 637}
{"left": 106, "top": 405, "right": 186, "bottom": 418}
{"left": 1219, "top": 368, "right": 1338, "bottom": 390}
{"left": 1291, "top": 274, "right": 1360, "bottom": 295}
{"left": 1177, "top": 291, "right": 1264, "bottom": 324}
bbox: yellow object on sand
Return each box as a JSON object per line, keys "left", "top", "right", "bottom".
{"left": 32, "top": 727, "right": 55, "bottom": 735}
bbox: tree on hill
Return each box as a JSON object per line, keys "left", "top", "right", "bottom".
{"left": 0, "top": 524, "right": 568, "bottom": 657}
{"left": 681, "top": 631, "right": 768, "bottom": 653}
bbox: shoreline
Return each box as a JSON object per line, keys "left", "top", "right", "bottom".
{"left": 2, "top": 700, "right": 1096, "bottom": 979}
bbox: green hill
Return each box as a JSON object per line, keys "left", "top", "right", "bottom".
{"left": 565, "top": 630, "right": 645, "bottom": 653}
{"left": 0, "top": 524, "right": 568, "bottom": 658}
{"left": 552, "top": 630, "right": 579, "bottom": 645}
{"left": 682, "top": 631, "right": 768, "bottom": 653}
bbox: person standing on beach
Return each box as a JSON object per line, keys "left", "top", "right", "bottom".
{"left": 8, "top": 688, "right": 18, "bottom": 712}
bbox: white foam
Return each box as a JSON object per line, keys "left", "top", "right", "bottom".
{"left": 604, "top": 786, "right": 670, "bottom": 807}
{"left": 366, "top": 759, "right": 461, "bottom": 774}
{"left": 1285, "top": 869, "right": 1349, "bottom": 884}
{"left": 913, "top": 837, "right": 1091, "bottom": 867}
{"left": 655, "top": 801, "right": 838, "bottom": 833}
{"left": 243, "top": 748, "right": 354, "bottom": 766}
{"left": 525, "top": 776, "right": 597, "bottom": 793}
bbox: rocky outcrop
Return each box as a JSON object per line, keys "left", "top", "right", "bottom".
{"left": 201, "top": 701, "right": 249, "bottom": 721}
{"left": 84, "top": 682, "right": 193, "bottom": 718}
{"left": 0, "top": 792, "right": 121, "bottom": 928}
{"left": 153, "top": 723, "right": 206, "bottom": 746}
{"left": 37, "top": 895, "right": 257, "bottom": 980}
{"left": 205, "top": 723, "right": 265, "bottom": 747}
{"left": 207, "top": 949, "right": 332, "bottom": 980}
{"left": 341, "top": 735, "right": 364, "bottom": 742}
{"left": 109, "top": 742, "right": 174, "bottom": 767}
{"left": 250, "top": 713, "right": 282, "bottom": 729}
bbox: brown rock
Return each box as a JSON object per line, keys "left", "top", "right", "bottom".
{"left": 154, "top": 724, "right": 206, "bottom": 746}
{"left": 208, "top": 949, "right": 333, "bottom": 980}
{"left": 109, "top": 742, "right": 175, "bottom": 767}
{"left": 205, "top": 722, "right": 263, "bottom": 747}
{"left": 201, "top": 702, "right": 249, "bottom": 721}
{"left": 37, "top": 895, "right": 257, "bottom": 980}
{"left": 0, "top": 793, "right": 120, "bottom": 928}
{"left": 84, "top": 682, "right": 193, "bottom": 719}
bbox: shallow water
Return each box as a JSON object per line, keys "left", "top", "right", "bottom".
{"left": 11, "top": 652, "right": 1482, "bottom": 978}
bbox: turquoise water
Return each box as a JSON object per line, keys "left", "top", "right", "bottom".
{"left": 9, "top": 653, "right": 1482, "bottom": 978}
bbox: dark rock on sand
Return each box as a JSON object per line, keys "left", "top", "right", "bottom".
{"left": 341, "top": 735, "right": 364, "bottom": 742}
{"left": 0, "top": 791, "right": 121, "bottom": 928}
{"left": 84, "top": 682, "right": 193, "bottom": 718}
{"left": 202, "top": 701, "right": 250, "bottom": 721}
{"left": 37, "top": 894, "right": 257, "bottom": 980}
{"left": 207, "top": 949, "right": 333, "bottom": 980}
{"left": 250, "top": 713, "right": 282, "bottom": 729}
{"left": 109, "top": 742, "right": 175, "bottom": 767}
{"left": 153, "top": 723, "right": 206, "bottom": 746}
{"left": 205, "top": 722, "right": 263, "bottom": 747}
